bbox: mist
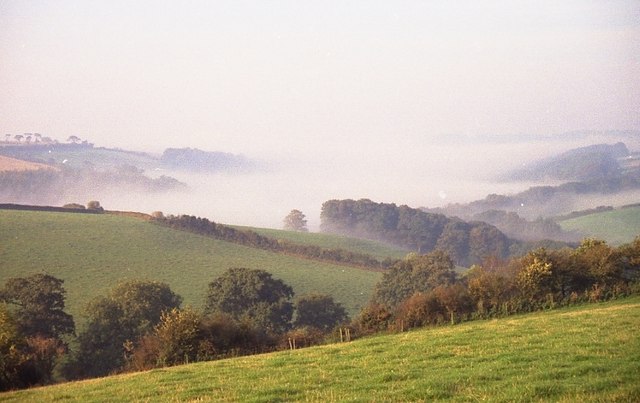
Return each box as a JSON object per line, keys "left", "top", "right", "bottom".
{"left": 92, "top": 134, "right": 639, "bottom": 231}
{"left": 1, "top": 1, "right": 639, "bottom": 230}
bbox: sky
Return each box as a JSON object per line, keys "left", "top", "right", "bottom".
{"left": 1, "top": 1, "right": 639, "bottom": 227}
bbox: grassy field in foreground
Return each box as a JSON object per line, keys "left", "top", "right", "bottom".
{"left": 558, "top": 205, "right": 640, "bottom": 246}
{"left": 3, "top": 297, "right": 639, "bottom": 402}
{"left": 0, "top": 210, "right": 381, "bottom": 322}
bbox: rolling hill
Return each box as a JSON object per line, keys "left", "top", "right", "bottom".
{"left": 2, "top": 296, "right": 638, "bottom": 401}
{"left": 0, "top": 209, "right": 404, "bottom": 321}
{"left": 558, "top": 205, "right": 640, "bottom": 246}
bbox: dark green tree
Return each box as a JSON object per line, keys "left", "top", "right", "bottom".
{"left": 0, "top": 303, "right": 28, "bottom": 391}
{"left": 0, "top": 273, "right": 75, "bottom": 340}
{"left": 293, "top": 294, "right": 349, "bottom": 332}
{"left": 205, "top": 268, "right": 294, "bottom": 334}
{"left": 65, "top": 280, "right": 182, "bottom": 379}
{"left": 373, "top": 251, "right": 457, "bottom": 309}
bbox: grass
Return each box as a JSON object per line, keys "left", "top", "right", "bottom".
{"left": 2, "top": 296, "right": 639, "bottom": 401}
{"left": 234, "top": 225, "right": 409, "bottom": 261}
{"left": 559, "top": 205, "right": 640, "bottom": 245}
{"left": 2, "top": 145, "right": 160, "bottom": 171}
{"left": 0, "top": 210, "right": 381, "bottom": 323}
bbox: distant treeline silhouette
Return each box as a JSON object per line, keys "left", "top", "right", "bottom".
{"left": 0, "top": 203, "right": 103, "bottom": 214}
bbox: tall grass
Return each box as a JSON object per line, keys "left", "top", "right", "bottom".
{"left": 0, "top": 210, "right": 381, "bottom": 322}
{"left": 2, "top": 297, "right": 638, "bottom": 402}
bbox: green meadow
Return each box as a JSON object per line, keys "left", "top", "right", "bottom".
{"left": 0, "top": 210, "right": 383, "bottom": 322}
{"left": 2, "top": 296, "right": 638, "bottom": 402}
{"left": 235, "top": 225, "right": 409, "bottom": 261}
{"left": 559, "top": 205, "right": 640, "bottom": 246}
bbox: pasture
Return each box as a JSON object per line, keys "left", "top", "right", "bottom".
{"left": 2, "top": 296, "right": 638, "bottom": 401}
{"left": 0, "top": 209, "right": 382, "bottom": 323}
{"left": 558, "top": 205, "right": 640, "bottom": 245}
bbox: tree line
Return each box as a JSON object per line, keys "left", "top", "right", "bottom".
{"left": 1, "top": 236, "right": 638, "bottom": 391}
{"left": 357, "top": 237, "right": 640, "bottom": 334}
{"left": 320, "top": 199, "right": 526, "bottom": 266}
{"left": 0, "top": 269, "right": 349, "bottom": 390}
{"left": 155, "top": 214, "right": 396, "bottom": 270}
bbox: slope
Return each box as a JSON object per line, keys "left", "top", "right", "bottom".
{"left": 0, "top": 210, "right": 382, "bottom": 321}
{"left": 558, "top": 205, "right": 640, "bottom": 245}
{"left": 235, "top": 225, "right": 409, "bottom": 261}
{"left": 2, "top": 297, "right": 638, "bottom": 401}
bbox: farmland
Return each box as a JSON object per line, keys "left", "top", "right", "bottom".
{"left": 558, "top": 205, "right": 640, "bottom": 246}
{"left": 0, "top": 209, "right": 388, "bottom": 321}
{"left": 2, "top": 296, "right": 638, "bottom": 402}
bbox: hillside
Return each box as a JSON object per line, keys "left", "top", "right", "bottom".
{"left": 0, "top": 155, "right": 59, "bottom": 172}
{"left": 0, "top": 210, "right": 384, "bottom": 321}
{"left": 506, "top": 142, "right": 630, "bottom": 182}
{"left": 235, "top": 226, "right": 409, "bottom": 261}
{"left": 2, "top": 296, "right": 638, "bottom": 401}
{"left": 558, "top": 205, "right": 640, "bottom": 246}
{"left": 0, "top": 143, "right": 159, "bottom": 171}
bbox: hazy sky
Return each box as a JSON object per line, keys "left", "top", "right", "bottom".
{"left": 1, "top": 1, "right": 639, "bottom": 227}
{"left": 1, "top": 1, "right": 639, "bottom": 159}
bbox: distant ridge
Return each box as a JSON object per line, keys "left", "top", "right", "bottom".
{"left": 160, "top": 147, "right": 256, "bottom": 172}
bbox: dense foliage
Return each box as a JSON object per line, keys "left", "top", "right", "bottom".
{"left": 358, "top": 237, "right": 640, "bottom": 334}
{"left": 205, "top": 268, "right": 294, "bottom": 335}
{"left": 320, "top": 199, "right": 513, "bottom": 266}
{"left": 293, "top": 294, "right": 349, "bottom": 331}
{"left": 63, "top": 280, "right": 182, "bottom": 379}
{"left": 0, "top": 274, "right": 75, "bottom": 390}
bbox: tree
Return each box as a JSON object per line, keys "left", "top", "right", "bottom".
{"left": 356, "top": 302, "right": 392, "bottom": 334}
{"left": 86, "top": 200, "right": 103, "bottom": 211}
{"left": 516, "top": 254, "right": 553, "bottom": 304}
{"left": 66, "top": 135, "right": 81, "bottom": 144}
{"left": 373, "top": 251, "right": 457, "bottom": 308}
{"left": 573, "top": 238, "right": 621, "bottom": 286}
{"left": 13, "top": 134, "right": 23, "bottom": 143}
{"left": 65, "top": 280, "right": 182, "bottom": 379}
{"left": 283, "top": 209, "right": 308, "bottom": 232}
{"left": 294, "top": 294, "right": 349, "bottom": 332}
{"left": 0, "top": 273, "right": 75, "bottom": 340}
{"left": 205, "top": 268, "right": 294, "bottom": 334}
{"left": 153, "top": 307, "right": 201, "bottom": 367}
{"left": 0, "top": 303, "right": 29, "bottom": 391}
{"left": 0, "top": 274, "right": 75, "bottom": 387}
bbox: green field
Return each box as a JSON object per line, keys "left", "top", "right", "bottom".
{"left": 2, "top": 296, "right": 638, "bottom": 402}
{"left": 235, "top": 226, "right": 409, "bottom": 261}
{"left": 559, "top": 205, "right": 640, "bottom": 245}
{"left": 0, "top": 210, "right": 381, "bottom": 322}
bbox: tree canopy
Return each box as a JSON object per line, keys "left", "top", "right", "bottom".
{"left": 320, "top": 199, "right": 513, "bottom": 265}
{"left": 283, "top": 209, "right": 308, "bottom": 232}
{"left": 65, "top": 280, "right": 182, "bottom": 379}
{"left": 0, "top": 273, "right": 75, "bottom": 340}
{"left": 205, "top": 268, "right": 294, "bottom": 334}
{"left": 373, "top": 251, "right": 457, "bottom": 308}
{"left": 294, "top": 293, "right": 349, "bottom": 331}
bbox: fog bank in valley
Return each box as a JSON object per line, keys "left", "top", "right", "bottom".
{"left": 99, "top": 134, "right": 640, "bottom": 231}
